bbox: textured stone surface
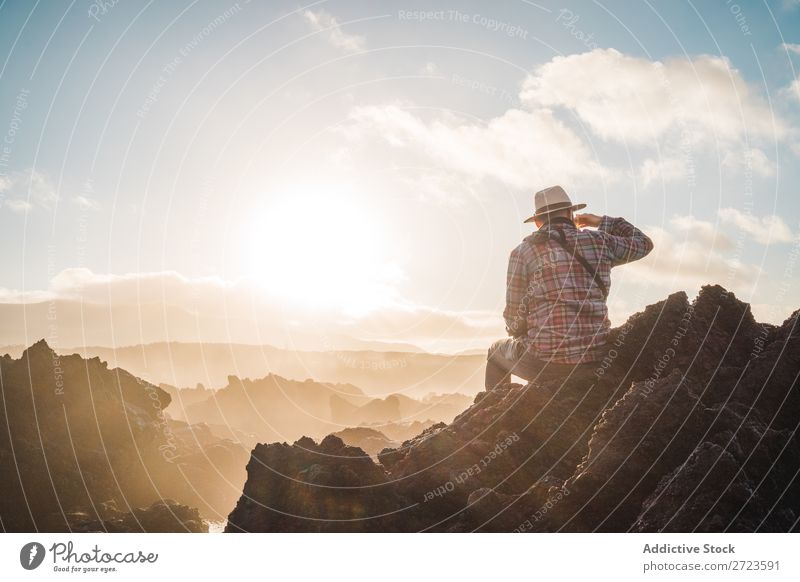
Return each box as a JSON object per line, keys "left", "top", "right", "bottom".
{"left": 225, "top": 286, "right": 800, "bottom": 532}
{"left": 0, "top": 340, "right": 249, "bottom": 532}
{"left": 69, "top": 499, "right": 207, "bottom": 533}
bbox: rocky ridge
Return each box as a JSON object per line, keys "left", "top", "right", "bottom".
{"left": 225, "top": 286, "right": 800, "bottom": 532}
{"left": 0, "top": 341, "right": 249, "bottom": 532}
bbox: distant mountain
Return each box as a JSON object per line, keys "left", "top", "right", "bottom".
{"left": 183, "top": 374, "right": 368, "bottom": 443}
{"left": 37, "top": 342, "right": 486, "bottom": 396}
{"left": 455, "top": 348, "right": 489, "bottom": 356}
{"left": 330, "top": 427, "right": 397, "bottom": 458}
{"left": 330, "top": 421, "right": 439, "bottom": 457}
{"left": 0, "top": 340, "right": 249, "bottom": 532}
{"left": 330, "top": 392, "right": 471, "bottom": 426}
{"left": 159, "top": 383, "right": 214, "bottom": 421}
{"left": 0, "top": 344, "right": 23, "bottom": 356}
{"left": 0, "top": 300, "right": 425, "bottom": 353}
{"left": 364, "top": 420, "right": 437, "bottom": 443}
{"left": 181, "top": 373, "right": 470, "bottom": 445}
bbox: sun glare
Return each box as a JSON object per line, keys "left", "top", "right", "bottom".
{"left": 243, "top": 184, "right": 400, "bottom": 315}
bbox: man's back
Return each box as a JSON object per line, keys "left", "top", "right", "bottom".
{"left": 504, "top": 215, "right": 653, "bottom": 364}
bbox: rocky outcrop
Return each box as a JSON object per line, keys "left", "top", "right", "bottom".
{"left": 225, "top": 435, "right": 405, "bottom": 532}
{"left": 225, "top": 285, "right": 800, "bottom": 532}
{"left": 0, "top": 340, "right": 249, "bottom": 532}
{"left": 69, "top": 499, "right": 206, "bottom": 533}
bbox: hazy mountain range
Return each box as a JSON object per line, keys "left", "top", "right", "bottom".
{"left": 0, "top": 341, "right": 486, "bottom": 397}
{"left": 0, "top": 298, "right": 430, "bottom": 350}
{"left": 0, "top": 339, "right": 473, "bottom": 531}
{"left": 166, "top": 373, "right": 470, "bottom": 447}
{"left": 0, "top": 340, "right": 250, "bottom": 531}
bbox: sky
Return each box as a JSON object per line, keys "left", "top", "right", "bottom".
{"left": 0, "top": 0, "right": 799, "bottom": 352}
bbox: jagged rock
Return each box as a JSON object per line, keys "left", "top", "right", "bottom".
{"left": 225, "top": 435, "right": 404, "bottom": 532}
{"left": 537, "top": 371, "right": 720, "bottom": 531}
{"left": 70, "top": 499, "right": 206, "bottom": 533}
{"left": 632, "top": 424, "right": 800, "bottom": 533}
{"left": 0, "top": 340, "right": 249, "bottom": 532}
{"left": 225, "top": 285, "right": 800, "bottom": 532}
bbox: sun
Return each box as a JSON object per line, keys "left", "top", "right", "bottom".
{"left": 242, "top": 183, "right": 400, "bottom": 315}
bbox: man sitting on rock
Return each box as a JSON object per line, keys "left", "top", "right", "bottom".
{"left": 486, "top": 185, "right": 654, "bottom": 390}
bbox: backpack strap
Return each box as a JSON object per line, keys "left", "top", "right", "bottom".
{"left": 548, "top": 229, "right": 609, "bottom": 298}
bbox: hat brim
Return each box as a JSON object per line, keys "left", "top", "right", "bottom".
{"left": 523, "top": 203, "right": 586, "bottom": 223}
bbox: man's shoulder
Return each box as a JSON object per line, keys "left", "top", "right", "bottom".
{"left": 510, "top": 238, "right": 531, "bottom": 257}
{"left": 504, "top": 239, "right": 537, "bottom": 272}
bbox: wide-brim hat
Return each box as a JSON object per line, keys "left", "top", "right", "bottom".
{"left": 523, "top": 185, "right": 586, "bottom": 223}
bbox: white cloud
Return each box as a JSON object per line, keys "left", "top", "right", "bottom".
{"left": 420, "top": 62, "right": 440, "bottom": 76}
{"left": 747, "top": 148, "right": 775, "bottom": 176}
{"left": 396, "top": 171, "right": 476, "bottom": 206}
{"left": 344, "top": 104, "right": 610, "bottom": 189}
{"left": 0, "top": 268, "right": 501, "bottom": 351}
{"left": 0, "top": 169, "right": 59, "bottom": 212}
{"left": 24, "top": 169, "right": 58, "bottom": 208}
{"left": 72, "top": 195, "right": 100, "bottom": 210}
{"left": 342, "top": 49, "right": 790, "bottom": 195}
{"left": 669, "top": 214, "right": 733, "bottom": 250}
{"left": 786, "top": 79, "right": 800, "bottom": 102}
{"left": 718, "top": 207, "right": 794, "bottom": 244}
{"left": 722, "top": 148, "right": 775, "bottom": 177}
{"left": 781, "top": 43, "right": 800, "bottom": 54}
{"left": 303, "top": 9, "right": 365, "bottom": 53}
{"left": 520, "top": 48, "right": 784, "bottom": 144}
{"left": 4, "top": 199, "right": 33, "bottom": 213}
{"left": 638, "top": 156, "right": 688, "bottom": 188}
{"left": 44, "top": 267, "right": 234, "bottom": 306}
{"left": 626, "top": 216, "right": 757, "bottom": 294}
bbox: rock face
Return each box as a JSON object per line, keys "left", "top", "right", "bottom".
{"left": 225, "top": 286, "right": 800, "bottom": 532}
{"left": 0, "top": 341, "right": 249, "bottom": 532}
{"left": 69, "top": 500, "right": 206, "bottom": 533}
{"left": 225, "top": 435, "right": 405, "bottom": 532}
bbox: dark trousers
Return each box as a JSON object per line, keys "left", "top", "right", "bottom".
{"left": 484, "top": 337, "right": 549, "bottom": 390}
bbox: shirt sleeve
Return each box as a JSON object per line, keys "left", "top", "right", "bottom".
{"left": 503, "top": 245, "right": 529, "bottom": 337}
{"left": 598, "top": 215, "right": 654, "bottom": 267}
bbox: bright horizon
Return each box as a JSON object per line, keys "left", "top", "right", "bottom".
{"left": 1, "top": 0, "right": 800, "bottom": 353}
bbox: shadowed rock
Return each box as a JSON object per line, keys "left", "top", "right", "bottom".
{"left": 225, "top": 285, "right": 800, "bottom": 532}
{"left": 69, "top": 499, "right": 206, "bottom": 533}
{"left": 225, "top": 435, "right": 405, "bottom": 532}
{"left": 0, "top": 340, "right": 249, "bottom": 532}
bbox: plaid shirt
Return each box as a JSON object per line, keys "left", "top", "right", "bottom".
{"left": 504, "top": 215, "right": 653, "bottom": 364}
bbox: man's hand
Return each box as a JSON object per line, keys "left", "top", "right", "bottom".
{"left": 574, "top": 213, "right": 602, "bottom": 228}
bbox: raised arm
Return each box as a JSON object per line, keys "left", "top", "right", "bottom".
{"left": 597, "top": 215, "right": 654, "bottom": 267}
{"left": 503, "top": 245, "right": 529, "bottom": 338}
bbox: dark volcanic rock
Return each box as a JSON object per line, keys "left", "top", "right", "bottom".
{"left": 70, "top": 499, "right": 206, "bottom": 533}
{"left": 225, "top": 435, "right": 405, "bottom": 532}
{"left": 225, "top": 286, "right": 800, "bottom": 532}
{"left": 0, "top": 340, "right": 249, "bottom": 532}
